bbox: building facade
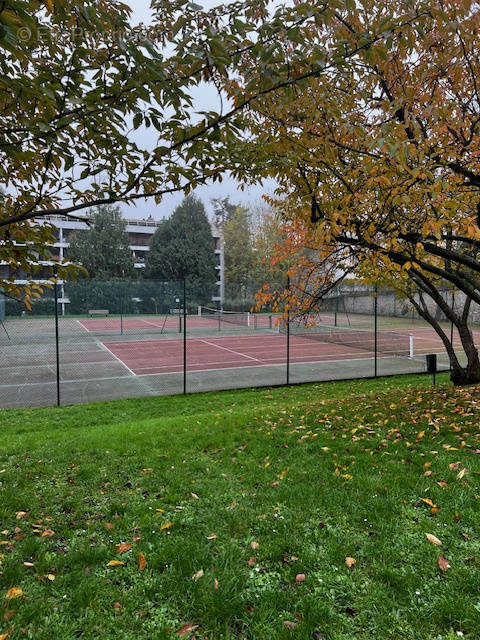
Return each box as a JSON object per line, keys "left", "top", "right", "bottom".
{"left": 2, "top": 214, "right": 224, "bottom": 312}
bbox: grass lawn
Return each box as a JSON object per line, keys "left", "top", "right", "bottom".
{"left": 1, "top": 373, "right": 480, "bottom": 639}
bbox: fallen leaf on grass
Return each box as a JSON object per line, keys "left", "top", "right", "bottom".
{"left": 457, "top": 468, "right": 467, "bottom": 480}
{"left": 214, "top": 578, "right": 219, "bottom": 590}
{"left": 461, "top": 532, "right": 471, "bottom": 540}
{"left": 248, "top": 557, "right": 256, "bottom": 567}
{"left": 206, "top": 533, "right": 217, "bottom": 540}
{"left": 107, "top": 560, "right": 125, "bottom": 567}
{"left": 0, "top": 633, "right": 8, "bottom": 640}
{"left": 250, "top": 541, "right": 259, "bottom": 550}
{"left": 23, "top": 562, "right": 34, "bottom": 568}
{"left": 284, "top": 621, "right": 297, "bottom": 630}
{"left": 191, "top": 493, "right": 200, "bottom": 500}
{"left": 160, "top": 522, "right": 173, "bottom": 531}
{"left": 138, "top": 552, "right": 146, "bottom": 570}
{"left": 5, "top": 588, "right": 23, "bottom": 599}
{"left": 175, "top": 622, "right": 198, "bottom": 637}
{"left": 41, "top": 529, "right": 54, "bottom": 538}
{"left": 192, "top": 569, "right": 203, "bottom": 581}
{"left": 345, "top": 557, "right": 356, "bottom": 569}
{"left": 113, "top": 602, "right": 122, "bottom": 611}
{"left": 105, "top": 523, "right": 114, "bottom": 531}
{"left": 3, "top": 611, "right": 15, "bottom": 621}
{"left": 140, "top": 468, "right": 153, "bottom": 474}
{"left": 15, "top": 512, "right": 29, "bottom": 520}
{"left": 295, "top": 574, "right": 306, "bottom": 582}
{"left": 438, "top": 555, "right": 450, "bottom": 571}
{"left": 116, "top": 543, "right": 132, "bottom": 554}
{"left": 426, "top": 534, "right": 442, "bottom": 546}
{"left": 449, "top": 462, "right": 461, "bottom": 471}
{"left": 45, "top": 574, "right": 55, "bottom": 581}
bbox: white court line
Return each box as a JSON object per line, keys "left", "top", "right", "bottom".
{"left": 197, "top": 338, "right": 261, "bottom": 362}
{"left": 99, "top": 342, "right": 136, "bottom": 376}
{"left": 0, "top": 355, "right": 413, "bottom": 388}
{"left": 75, "top": 319, "right": 91, "bottom": 333}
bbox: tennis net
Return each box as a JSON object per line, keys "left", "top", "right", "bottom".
{"left": 280, "top": 321, "right": 413, "bottom": 358}
{"left": 200, "top": 306, "right": 251, "bottom": 327}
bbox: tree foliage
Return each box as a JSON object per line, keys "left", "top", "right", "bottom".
{"left": 1, "top": 0, "right": 362, "bottom": 303}
{"left": 67, "top": 204, "right": 135, "bottom": 279}
{"left": 244, "top": 0, "right": 480, "bottom": 385}
{"left": 144, "top": 194, "right": 216, "bottom": 304}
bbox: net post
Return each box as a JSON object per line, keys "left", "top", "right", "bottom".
{"left": 218, "top": 309, "right": 221, "bottom": 332}
{"left": 183, "top": 279, "right": 187, "bottom": 395}
{"left": 374, "top": 284, "right": 378, "bottom": 378}
{"left": 409, "top": 335, "right": 414, "bottom": 359}
{"left": 247, "top": 311, "right": 251, "bottom": 328}
{"left": 54, "top": 271, "right": 61, "bottom": 407}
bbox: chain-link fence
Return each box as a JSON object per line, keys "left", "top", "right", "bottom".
{"left": 0, "top": 279, "right": 464, "bottom": 409}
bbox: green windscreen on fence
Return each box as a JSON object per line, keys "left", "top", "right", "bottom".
{"left": 0, "top": 292, "right": 4, "bottom": 322}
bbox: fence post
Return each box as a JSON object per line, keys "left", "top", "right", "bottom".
{"left": 450, "top": 290, "right": 455, "bottom": 370}
{"left": 54, "top": 275, "right": 61, "bottom": 407}
{"left": 183, "top": 279, "right": 187, "bottom": 395}
{"left": 286, "top": 275, "right": 290, "bottom": 386}
{"left": 374, "top": 284, "right": 378, "bottom": 378}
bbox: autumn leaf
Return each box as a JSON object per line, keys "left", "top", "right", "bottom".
{"left": 449, "top": 462, "right": 461, "bottom": 471}
{"left": 191, "top": 493, "right": 200, "bottom": 500}
{"left": 284, "top": 620, "right": 297, "bottom": 630}
{"left": 0, "top": 633, "right": 8, "bottom": 640}
{"left": 140, "top": 468, "right": 153, "bottom": 474}
{"left": 426, "top": 533, "right": 442, "bottom": 546}
{"left": 248, "top": 557, "right": 256, "bottom": 567}
{"left": 5, "top": 587, "right": 23, "bottom": 599}
{"left": 192, "top": 569, "right": 204, "bottom": 581}
{"left": 138, "top": 552, "right": 146, "bottom": 570}
{"left": 105, "top": 523, "right": 114, "bottom": 531}
{"left": 41, "top": 529, "right": 54, "bottom": 538}
{"left": 107, "top": 560, "right": 125, "bottom": 567}
{"left": 160, "top": 522, "right": 173, "bottom": 531}
{"left": 15, "top": 511, "right": 29, "bottom": 520}
{"left": 438, "top": 555, "right": 450, "bottom": 571}
{"left": 250, "top": 541, "right": 259, "bottom": 550}
{"left": 116, "top": 543, "right": 132, "bottom": 554}
{"left": 175, "top": 622, "right": 198, "bottom": 637}
{"left": 214, "top": 578, "right": 219, "bottom": 589}
{"left": 206, "top": 533, "right": 217, "bottom": 540}
{"left": 295, "top": 573, "right": 306, "bottom": 582}
{"left": 345, "top": 557, "right": 356, "bottom": 568}
{"left": 456, "top": 468, "right": 467, "bottom": 480}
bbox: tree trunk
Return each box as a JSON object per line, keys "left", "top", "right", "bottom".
{"left": 450, "top": 319, "right": 480, "bottom": 385}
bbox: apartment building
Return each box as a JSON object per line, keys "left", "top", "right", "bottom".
{"left": 2, "top": 214, "right": 224, "bottom": 312}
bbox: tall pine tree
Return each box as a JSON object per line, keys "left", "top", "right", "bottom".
{"left": 144, "top": 195, "right": 217, "bottom": 304}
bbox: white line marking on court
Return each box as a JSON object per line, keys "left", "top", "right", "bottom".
{"left": 99, "top": 342, "right": 136, "bottom": 376}
{"left": 75, "top": 319, "right": 91, "bottom": 333}
{"left": 197, "top": 338, "right": 261, "bottom": 362}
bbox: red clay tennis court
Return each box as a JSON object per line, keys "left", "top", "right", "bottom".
{"left": 102, "top": 332, "right": 413, "bottom": 376}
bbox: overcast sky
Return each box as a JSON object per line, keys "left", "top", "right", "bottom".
{"left": 120, "top": 0, "right": 277, "bottom": 221}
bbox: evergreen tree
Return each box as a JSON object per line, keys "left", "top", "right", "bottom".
{"left": 67, "top": 205, "right": 135, "bottom": 279}
{"left": 144, "top": 195, "right": 216, "bottom": 304}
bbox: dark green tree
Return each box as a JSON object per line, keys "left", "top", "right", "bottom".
{"left": 144, "top": 195, "right": 216, "bottom": 304}
{"left": 67, "top": 205, "right": 135, "bottom": 279}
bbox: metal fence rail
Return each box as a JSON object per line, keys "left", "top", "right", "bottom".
{"left": 0, "top": 279, "right": 457, "bottom": 409}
